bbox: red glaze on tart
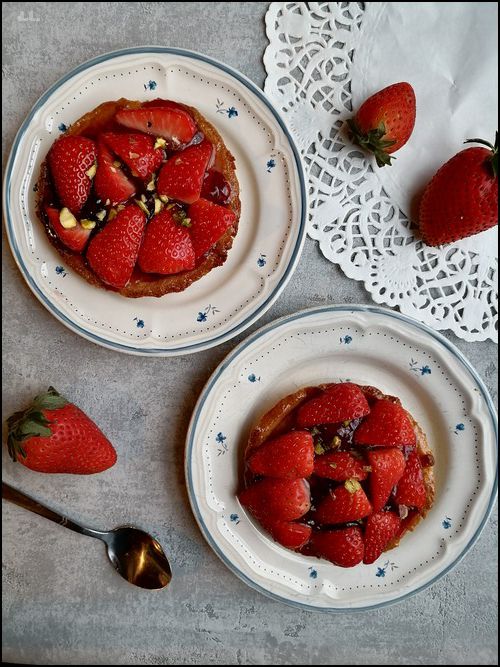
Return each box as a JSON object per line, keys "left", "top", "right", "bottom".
{"left": 238, "top": 382, "right": 435, "bottom": 567}
{"left": 36, "top": 98, "right": 240, "bottom": 298}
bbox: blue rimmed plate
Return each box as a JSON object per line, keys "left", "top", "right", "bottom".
{"left": 3, "top": 47, "right": 306, "bottom": 355}
{"left": 186, "top": 305, "right": 497, "bottom": 611}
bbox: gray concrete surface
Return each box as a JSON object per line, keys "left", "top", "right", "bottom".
{"left": 2, "top": 2, "right": 498, "bottom": 665}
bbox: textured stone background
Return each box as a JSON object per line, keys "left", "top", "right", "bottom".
{"left": 2, "top": 2, "right": 498, "bottom": 665}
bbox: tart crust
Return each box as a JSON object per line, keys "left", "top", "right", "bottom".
{"left": 245, "top": 382, "right": 435, "bottom": 551}
{"left": 36, "top": 99, "right": 241, "bottom": 298}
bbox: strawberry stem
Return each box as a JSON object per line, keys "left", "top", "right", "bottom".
{"left": 6, "top": 387, "right": 68, "bottom": 462}
{"left": 464, "top": 132, "right": 498, "bottom": 178}
{"left": 347, "top": 119, "right": 397, "bottom": 167}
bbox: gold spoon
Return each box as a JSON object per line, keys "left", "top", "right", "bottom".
{"left": 2, "top": 482, "right": 172, "bottom": 590}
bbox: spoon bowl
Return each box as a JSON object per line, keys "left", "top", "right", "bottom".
{"left": 105, "top": 526, "right": 172, "bottom": 589}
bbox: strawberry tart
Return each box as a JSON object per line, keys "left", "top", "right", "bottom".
{"left": 238, "top": 382, "right": 435, "bottom": 567}
{"left": 36, "top": 98, "right": 240, "bottom": 297}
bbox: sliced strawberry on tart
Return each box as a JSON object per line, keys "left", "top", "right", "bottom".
{"left": 238, "top": 382, "right": 434, "bottom": 567}
{"left": 36, "top": 98, "right": 240, "bottom": 297}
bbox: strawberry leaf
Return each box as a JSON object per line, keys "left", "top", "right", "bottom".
{"left": 32, "top": 386, "right": 69, "bottom": 411}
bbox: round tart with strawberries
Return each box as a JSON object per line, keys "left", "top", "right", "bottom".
{"left": 36, "top": 98, "right": 240, "bottom": 297}
{"left": 239, "top": 382, "right": 435, "bottom": 567}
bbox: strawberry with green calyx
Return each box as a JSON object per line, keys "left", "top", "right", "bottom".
{"left": 419, "top": 133, "right": 498, "bottom": 246}
{"left": 347, "top": 82, "right": 416, "bottom": 167}
{"left": 6, "top": 387, "right": 116, "bottom": 474}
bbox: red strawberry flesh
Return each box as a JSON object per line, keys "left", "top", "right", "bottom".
{"left": 137, "top": 208, "right": 195, "bottom": 275}
{"left": 262, "top": 519, "right": 312, "bottom": 550}
{"left": 296, "top": 383, "right": 370, "bottom": 428}
{"left": 313, "top": 451, "right": 369, "bottom": 481}
{"left": 102, "top": 132, "right": 164, "bottom": 179}
{"left": 157, "top": 140, "right": 213, "bottom": 204}
{"left": 45, "top": 206, "right": 91, "bottom": 253}
{"left": 86, "top": 203, "right": 146, "bottom": 289}
{"left": 393, "top": 449, "right": 427, "bottom": 509}
{"left": 310, "top": 527, "right": 364, "bottom": 567}
{"left": 363, "top": 511, "right": 401, "bottom": 564}
{"left": 314, "top": 480, "right": 372, "bottom": 525}
{"left": 94, "top": 141, "right": 136, "bottom": 205}
{"left": 238, "top": 477, "right": 310, "bottom": 522}
{"left": 48, "top": 135, "right": 96, "bottom": 214}
{"left": 247, "top": 431, "right": 314, "bottom": 479}
{"left": 115, "top": 106, "right": 197, "bottom": 147}
{"left": 188, "top": 198, "right": 236, "bottom": 258}
{"left": 367, "top": 448, "right": 406, "bottom": 511}
{"left": 354, "top": 399, "right": 416, "bottom": 447}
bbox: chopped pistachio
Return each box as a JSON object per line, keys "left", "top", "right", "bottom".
{"left": 85, "top": 163, "right": 97, "bottom": 179}
{"left": 134, "top": 199, "right": 149, "bottom": 216}
{"left": 154, "top": 137, "right": 166, "bottom": 149}
{"left": 363, "top": 465, "right": 372, "bottom": 473}
{"left": 129, "top": 152, "right": 139, "bottom": 159}
{"left": 105, "top": 199, "right": 111, "bottom": 206}
{"left": 159, "top": 194, "right": 169, "bottom": 204}
{"left": 96, "top": 209, "right": 106, "bottom": 221}
{"left": 59, "top": 207, "right": 77, "bottom": 229}
{"left": 154, "top": 197, "right": 163, "bottom": 214}
{"left": 331, "top": 435, "right": 342, "bottom": 449}
{"left": 146, "top": 175, "right": 156, "bottom": 191}
{"left": 80, "top": 219, "right": 96, "bottom": 230}
{"left": 314, "top": 442, "right": 325, "bottom": 456}
{"left": 166, "top": 203, "right": 176, "bottom": 210}
{"left": 328, "top": 462, "right": 338, "bottom": 469}
{"left": 117, "top": 204, "right": 125, "bottom": 212}
{"left": 180, "top": 217, "right": 192, "bottom": 228}
{"left": 107, "top": 208, "right": 118, "bottom": 221}
{"left": 343, "top": 420, "right": 351, "bottom": 427}
{"left": 344, "top": 478, "right": 361, "bottom": 494}
{"left": 112, "top": 160, "right": 121, "bottom": 168}
{"left": 140, "top": 194, "right": 147, "bottom": 203}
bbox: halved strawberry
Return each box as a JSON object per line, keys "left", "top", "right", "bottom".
{"left": 310, "top": 527, "right": 364, "bottom": 567}
{"left": 238, "top": 478, "right": 310, "bottom": 523}
{"left": 188, "top": 198, "right": 236, "bottom": 259}
{"left": 247, "top": 431, "right": 314, "bottom": 479}
{"left": 48, "top": 135, "right": 96, "bottom": 214}
{"left": 86, "top": 204, "right": 146, "bottom": 289}
{"left": 393, "top": 450, "right": 427, "bottom": 509}
{"left": 363, "top": 511, "right": 401, "bottom": 564}
{"left": 137, "top": 208, "right": 195, "bottom": 275}
{"left": 94, "top": 141, "right": 136, "bottom": 205}
{"left": 45, "top": 207, "right": 91, "bottom": 253}
{"left": 102, "top": 132, "right": 163, "bottom": 179}
{"left": 313, "top": 451, "right": 369, "bottom": 482}
{"left": 115, "top": 106, "right": 197, "bottom": 147}
{"left": 367, "top": 448, "right": 406, "bottom": 512}
{"left": 261, "top": 519, "right": 312, "bottom": 550}
{"left": 142, "top": 99, "right": 185, "bottom": 111}
{"left": 296, "top": 383, "right": 370, "bottom": 428}
{"left": 314, "top": 479, "right": 372, "bottom": 525}
{"left": 354, "top": 399, "right": 416, "bottom": 447}
{"left": 157, "top": 140, "right": 213, "bottom": 204}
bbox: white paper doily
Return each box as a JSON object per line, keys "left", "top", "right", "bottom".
{"left": 264, "top": 2, "right": 498, "bottom": 342}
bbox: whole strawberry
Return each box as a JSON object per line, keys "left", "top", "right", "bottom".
{"left": 348, "top": 82, "right": 416, "bottom": 167}
{"left": 6, "top": 387, "right": 116, "bottom": 474}
{"left": 419, "top": 135, "right": 498, "bottom": 246}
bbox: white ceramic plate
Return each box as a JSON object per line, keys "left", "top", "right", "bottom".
{"left": 186, "top": 305, "right": 497, "bottom": 611}
{"left": 3, "top": 47, "right": 306, "bottom": 355}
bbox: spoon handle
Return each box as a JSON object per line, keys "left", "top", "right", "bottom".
{"left": 2, "top": 482, "right": 105, "bottom": 540}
